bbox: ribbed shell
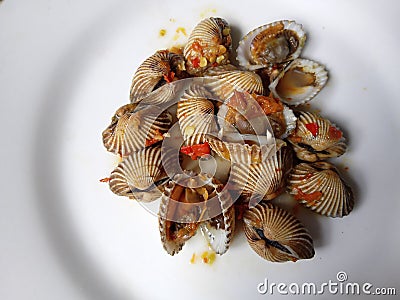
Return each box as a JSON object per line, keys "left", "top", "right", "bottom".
{"left": 230, "top": 141, "right": 293, "bottom": 201}
{"left": 199, "top": 177, "right": 235, "bottom": 255}
{"left": 269, "top": 58, "right": 328, "bottom": 106}
{"left": 139, "top": 80, "right": 179, "bottom": 107}
{"left": 130, "top": 50, "right": 185, "bottom": 102}
{"left": 282, "top": 105, "right": 297, "bottom": 138}
{"left": 177, "top": 85, "right": 217, "bottom": 145}
{"left": 243, "top": 202, "right": 314, "bottom": 262}
{"left": 204, "top": 64, "right": 264, "bottom": 100}
{"left": 207, "top": 136, "right": 279, "bottom": 164}
{"left": 158, "top": 178, "right": 191, "bottom": 255}
{"left": 287, "top": 161, "right": 354, "bottom": 217}
{"left": 158, "top": 172, "right": 235, "bottom": 255}
{"left": 108, "top": 145, "right": 167, "bottom": 202}
{"left": 184, "top": 17, "right": 232, "bottom": 75}
{"left": 237, "top": 20, "right": 306, "bottom": 70}
{"left": 102, "top": 105, "right": 172, "bottom": 156}
{"left": 287, "top": 111, "right": 347, "bottom": 162}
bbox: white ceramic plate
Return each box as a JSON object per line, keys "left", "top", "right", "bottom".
{"left": 1, "top": 0, "right": 400, "bottom": 299}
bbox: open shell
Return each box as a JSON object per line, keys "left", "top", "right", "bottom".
{"left": 237, "top": 20, "right": 306, "bottom": 70}
{"left": 184, "top": 17, "right": 232, "bottom": 75}
{"left": 204, "top": 64, "right": 264, "bottom": 100}
{"left": 199, "top": 177, "right": 235, "bottom": 255}
{"left": 269, "top": 58, "right": 328, "bottom": 106}
{"left": 158, "top": 172, "right": 235, "bottom": 255}
{"left": 108, "top": 145, "right": 172, "bottom": 202}
{"left": 243, "top": 202, "right": 314, "bottom": 262}
{"left": 177, "top": 85, "right": 217, "bottom": 145}
{"left": 230, "top": 140, "right": 293, "bottom": 201}
{"left": 287, "top": 161, "right": 354, "bottom": 217}
{"left": 251, "top": 94, "right": 297, "bottom": 138}
{"left": 216, "top": 91, "right": 274, "bottom": 136}
{"left": 287, "top": 111, "right": 347, "bottom": 162}
{"left": 102, "top": 104, "right": 172, "bottom": 157}
{"left": 130, "top": 50, "right": 186, "bottom": 103}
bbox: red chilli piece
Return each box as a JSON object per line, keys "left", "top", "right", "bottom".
{"left": 328, "top": 125, "right": 343, "bottom": 140}
{"left": 180, "top": 142, "right": 210, "bottom": 160}
{"left": 163, "top": 71, "right": 175, "bottom": 83}
{"left": 305, "top": 122, "right": 319, "bottom": 137}
{"left": 191, "top": 57, "right": 200, "bottom": 68}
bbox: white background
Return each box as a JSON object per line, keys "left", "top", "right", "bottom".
{"left": 1, "top": 0, "right": 399, "bottom": 299}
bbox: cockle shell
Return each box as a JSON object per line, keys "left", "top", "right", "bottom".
{"left": 251, "top": 94, "right": 297, "bottom": 138}
{"left": 243, "top": 202, "right": 315, "bottom": 262}
{"left": 269, "top": 58, "right": 328, "bottom": 106}
{"left": 158, "top": 172, "right": 235, "bottom": 255}
{"left": 237, "top": 20, "right": 306, "bottom": 70}
{"left": 217, "top": 90, "right": 274, "bottom": 136}
{"left": 230, "top": 140, "right": 293, "bottom": 201}
{"left": 177, "top": 85, "right": 217, "bottom": 145}
{"left": 287, "top": 111, "right": 347, "bottom": 162}
{"left": 204, "top": 64, "right": 264, "bottom": 100}
{"left": 266, "top": 105, "right": 297, "bottom": 138}
{"left": 184, "top": 17, "right": 232, "bottom": 75}
{"left": 287, "top": 161, "right": 354, "bottom": 217}
{"left": 207, "top": 135, "right": 279, "bottom": 164}
{"left": 139, "top": 80, "right": 180, "bottom": 107}
{"left": 102, "top": 104, "right": 172, "bottom": 156}
{"left": 198, "top": 177, "right": 235, "bottom": 255}
{"left": 130, "top": 50, "right": 186, "bottom": 103}
{"left": 108, "top": 145, "right": 173, "bottom": 202}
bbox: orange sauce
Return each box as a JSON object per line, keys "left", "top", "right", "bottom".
{"left": 201, "top": 251, "right": 216, "bottom": 265}
{"left": 176, "top": 27, "right": 187, "bottom": 36}
{"left": 190, "top": 253, "right": 196, "bottom": 264}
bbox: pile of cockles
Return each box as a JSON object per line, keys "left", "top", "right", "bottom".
{"left": 101, "top": 17, "right": 354, "bottom": 263}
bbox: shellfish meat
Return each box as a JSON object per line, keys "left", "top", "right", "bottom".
{"left": 158, "top": 172, "right": 235, "bottom": 255}
{"left": 237, "top": 20, "right": 306, "bottom": 70}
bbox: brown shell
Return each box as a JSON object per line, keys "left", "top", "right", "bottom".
{"left": 207, "top": 136, "right": 280, "bottom": 164}
{"left": 243, "top": 202, "right": 314, "bottom": 262}
{"left": 269, "top": 58, "right": 328, "bottom": 106}
{"left": 130, "top": 50, "right": 186, "bottom": 102}
{"left": 176, "top": 85, "right": 217, "bottom": 145}
{"left": 204, "top": 64, "right": 264, "bottom": 101}
{"left": 102, "top": 104, "right": 172, "bottom": 156}
{"left": 158, "top": 172, "right": 235, "bottom": 255}
{"left": 287, "top": 161, "right": 354, "bottom": 217}
{"left": 108, "top": 145, "right": 175, "bottom": 202}
{"left": 230, "top": 141, "right": 293, "bottom": 201}
{"left": 237, "top": 20, "right": 306, "bottom": 70}
{"left": 287, "top": 111, "right": 347, "bottom": 162}
{"left": 184, "top": 17, "right": 232, "bottom": 75}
